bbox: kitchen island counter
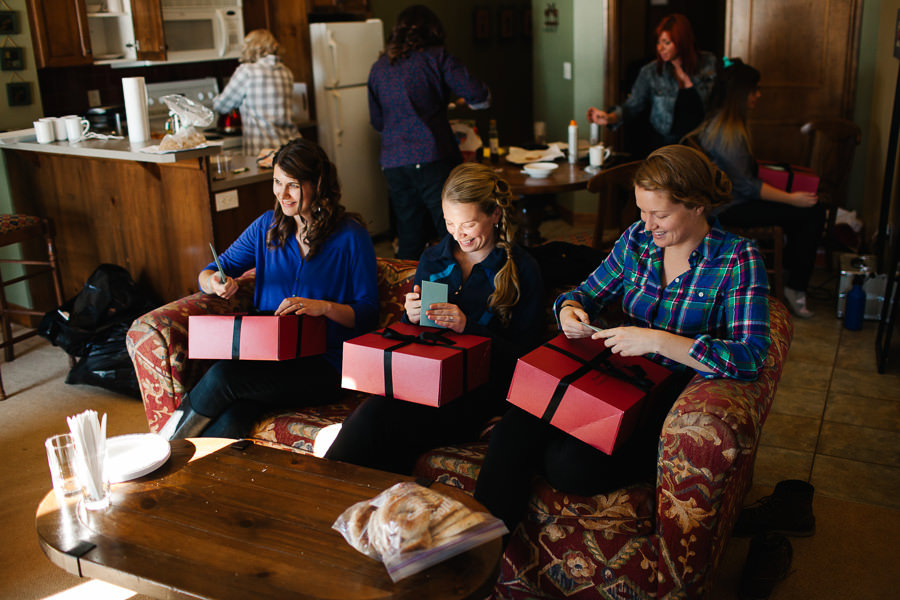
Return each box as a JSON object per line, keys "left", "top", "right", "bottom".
{"left": 2, "top": 135, "right": 275, "bottom": 305}
{"left": 0, "top": 129, "right": 222, "bottom": 164}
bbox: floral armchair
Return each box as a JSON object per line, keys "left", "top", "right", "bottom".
{"left": 125, "top": 257, "right": 418, "bottom": 450}
{"left": 412, "top": 299, "right": 793, "bottom": 599}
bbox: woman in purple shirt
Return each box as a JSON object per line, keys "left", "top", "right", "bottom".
{"left": 166, "top": 139, "right": 379, "bottom": 439}
{"left": 369, "top": 4, "right": 490, "bottom": 260}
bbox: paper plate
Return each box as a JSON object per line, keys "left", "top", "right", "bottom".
{"left": 105, "top": 433, "right": 171, "bottom": 483}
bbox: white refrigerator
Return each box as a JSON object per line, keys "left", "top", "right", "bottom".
{"left": 310, "top": 20, "right": 389, "bottom": 235}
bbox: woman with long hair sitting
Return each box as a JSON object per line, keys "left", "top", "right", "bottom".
{"left": 326, "top": 162, "right": 544, "bottom": 474}
{"left": 166, "top": 138, "right": 379, "bottom": 439}
{"left": 692, "top": 59, "right": 825, "bottom": 317}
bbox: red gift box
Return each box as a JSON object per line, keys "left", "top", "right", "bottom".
{"left": 758, "top": 161, "right": 819, "bottom": 194}
{"left": 341, "top": 322, "right": 491, "bottom": 407}
{"left": 188, "top": 314, "right": 326, "bottom": 361}
{"left": 507, "top": 334, "right": 676, "bottom": 455}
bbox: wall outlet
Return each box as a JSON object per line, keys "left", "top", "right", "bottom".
{"left": 215, "top": 190, "right": 239, "bottom": 212}
{"left": 87, "top": 89, "right": 101, "bottom": 107}
{"left": 563, "top": 62, "right": 572, "bottom": 80}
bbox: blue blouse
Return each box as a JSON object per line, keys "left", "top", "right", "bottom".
{"left": 205, "top": 212, "right": 379, "bottom": 370}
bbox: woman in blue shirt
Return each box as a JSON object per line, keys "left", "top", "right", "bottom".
{"left": 167, "top": 138, "right": 379, "bottom": 439}
{"left": 326, "top": 162, "right": 544, "bottom": 474}
{"left": 474, "top": 145, "right": 771, "bottom": 532}
{"left": 369, "top": 4, "right": 490, "bottom": 260}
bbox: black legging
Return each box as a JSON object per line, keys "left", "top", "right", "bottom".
{"left": 718, "top": 200, "right": 826, "bottom": 292}
{"left": 187, "top": 355, "right": 340, "bottom": 439}
{"left": 474, "top": 370, "right": 694, "bottom": 532}
{"left": 326, "top": 384, "right": 506, "bottom": 475}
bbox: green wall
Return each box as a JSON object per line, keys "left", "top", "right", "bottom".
{"left": 0, "top": 0, "right": 43, "bottom": 308}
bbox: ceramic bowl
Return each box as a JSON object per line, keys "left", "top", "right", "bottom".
{"left": 522, "top": 162, "right": 559, "bottom": 178}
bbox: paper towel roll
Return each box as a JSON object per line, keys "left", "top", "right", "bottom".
{"left": 122, "top": 76, "right": 150, "bottom": 143}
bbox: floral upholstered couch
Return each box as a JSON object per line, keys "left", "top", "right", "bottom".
{"left": 414, "top": 299, "right": 793, "bottom": 600}
{"left": 127, "top": 257, "right": 792, "bottom": 600}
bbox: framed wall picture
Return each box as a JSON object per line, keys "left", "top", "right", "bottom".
{"left": 6, "top": 81, "right": 31, "bottom": 106}
{"left": 0, "top": 11, "right": 18, "bottom": 35}
{"left": 499, "top": 8, "right": 515, "bottom": 40}
{"left": 474, "top": 8, "right": 490, "bottom": 41}
{"left": 1, "top": 46, "right": 24, "bottom": 71}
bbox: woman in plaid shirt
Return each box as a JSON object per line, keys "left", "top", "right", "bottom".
{"left": 475, "top": 145, "right": 771, "bottom": 532}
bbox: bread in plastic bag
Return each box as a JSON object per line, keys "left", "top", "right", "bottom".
{"left": 158, "top": 94, "right": 215, "bottom": 151}
{"left": 333, "top": 481, "right": 507, "bottom": 582}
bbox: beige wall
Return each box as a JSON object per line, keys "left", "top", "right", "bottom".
{"left": 859, "top": 0, "right": 900, "bottom": 250}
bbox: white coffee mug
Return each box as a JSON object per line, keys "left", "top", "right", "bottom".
{"left": 33, "top": 120, "right": 55, "bottom": 144}
{"left": 38, "top": 117, "right": 61, "bottom": 141}
{"left": 54, "top": 116, "right": 73, "bottom": 141}
{"left": 589, "top": 143, "right": 612, "bottom": 167}
{"left": 64, "top": 116, "right": 90, "bottom": 142}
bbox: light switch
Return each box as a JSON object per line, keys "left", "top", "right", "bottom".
{"left": 215, "top": 190, "right": 239, "bottom": 212}
{"left": 563, "top": 62, "right": 572, "bottom": 80}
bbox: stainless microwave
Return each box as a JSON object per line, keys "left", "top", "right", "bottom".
{"left": 162, "top": 4, "right": 244, "bottom": 63}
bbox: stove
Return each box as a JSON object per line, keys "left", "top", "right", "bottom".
{"left": 145, "top": 77, "right": 243, "bottom": 150}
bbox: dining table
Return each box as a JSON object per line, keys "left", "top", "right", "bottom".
{"left": 489, "top": 159, "right": 597, "bottom": 247}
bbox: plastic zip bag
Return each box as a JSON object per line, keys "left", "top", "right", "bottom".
{"left": 333, "top": 481, "right": 507, "bottom": 582}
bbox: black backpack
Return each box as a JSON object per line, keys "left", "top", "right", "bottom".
{"left": 38, "top": 264, "right": 157, "bottom": 358}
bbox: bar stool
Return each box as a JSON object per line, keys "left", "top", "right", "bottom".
{"left": 0, "top": 215, "right": 67, "bottom": 400}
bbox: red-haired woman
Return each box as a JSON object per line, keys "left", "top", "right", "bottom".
{"left": 587, "top": 14, "right": 717, "bottom": 155}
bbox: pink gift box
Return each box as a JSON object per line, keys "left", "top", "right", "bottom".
{"left": 507, "top": 334, "right": 676, "bottom": 455}
{"left": 341, "top": 322, "right": 491, "bottom": 407}
{"left": 188, "top": 314, "right": 326, "bottom": 361}
{"left": 758, "top": 162, "right": 819, "bottom": 194}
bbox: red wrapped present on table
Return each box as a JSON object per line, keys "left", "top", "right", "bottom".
{"left": 507, "top": 334, "right": 677, "bottom": 455}
{"left": 188, "top": 314, "right": 326, "bottom": 361}
{"left": 758, "top": 161, "right": 819, "bottom": 194}
{"left": 341, "top": 322, "right": 491, "bottom": 407}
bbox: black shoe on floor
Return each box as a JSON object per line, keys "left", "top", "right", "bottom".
{"left": 733, "top": 479, "right": 815, "bottom": 538}
{"left": 738, "top": 532, "right": 793, "bottom": 600}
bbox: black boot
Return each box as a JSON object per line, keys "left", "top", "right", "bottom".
{"left": 738, "top": 532, "right": 793, "bottom": 600}
{"left": 168, "top": 396, "right": 212, "bottom": 440}
{"left": 733, "top": 480, "right": 815, "bottom": 537}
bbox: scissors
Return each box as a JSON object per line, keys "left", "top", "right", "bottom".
{"left": 209, "top": 242, "right": 226, "bottom": 284}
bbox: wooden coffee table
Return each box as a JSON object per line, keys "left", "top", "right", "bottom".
{"left": 36, "top": 439, "right": 502, "bottom": 599}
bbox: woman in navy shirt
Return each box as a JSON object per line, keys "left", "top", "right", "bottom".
{"left": 166, "top": 138, "right": 379, "bottom": 439}
{"left": 326, "top": 162, "right": 544, "bottom": 474}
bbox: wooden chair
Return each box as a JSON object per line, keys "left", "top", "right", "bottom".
{"left": 0, "top": 215, "right": 66, "bottom": 399}
{"left": 586, "top": 161, "right": 643, "bottom": 251}
{"left": 800, "top": 118, "right": 862, "bottom": 267}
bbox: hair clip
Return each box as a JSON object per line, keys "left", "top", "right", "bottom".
{"left": 723, "top": 56, "right": 734, "bottom": 68}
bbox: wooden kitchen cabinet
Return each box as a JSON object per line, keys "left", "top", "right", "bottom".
{"left": 26, "top": 0, "right": 93, "bottom": 68}
{"left": 131, "top": 0, "right": 167, "bottom": 61}
{"left": 309, "top": 0, "right": 370, "bottom": 17}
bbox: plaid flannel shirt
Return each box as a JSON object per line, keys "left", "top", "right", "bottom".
{"left": 213, "top": 55, "right": 300, "bottom": 155}
{"left": 554, "top": 220, "right": 770, "bottom": 380}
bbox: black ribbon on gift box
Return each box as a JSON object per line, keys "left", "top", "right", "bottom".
{"left": 541, "top": 343, "right": 656, "bottom": 422}
{"left": 774, "top": 162, "right": 796, "bottom": 192}
{"left": 379, "top": 326, "right": 468, "bottom": 400}
{"left": 229, "top": 315, "right": 308, "bottom": 360}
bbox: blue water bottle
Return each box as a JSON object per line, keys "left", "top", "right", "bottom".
{"left": 843, "top": 275, "right": 866, "bottom": 331}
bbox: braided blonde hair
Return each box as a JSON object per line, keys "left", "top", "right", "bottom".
{"left": 441, "top": 162, "right": 520, "bottom": 326}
